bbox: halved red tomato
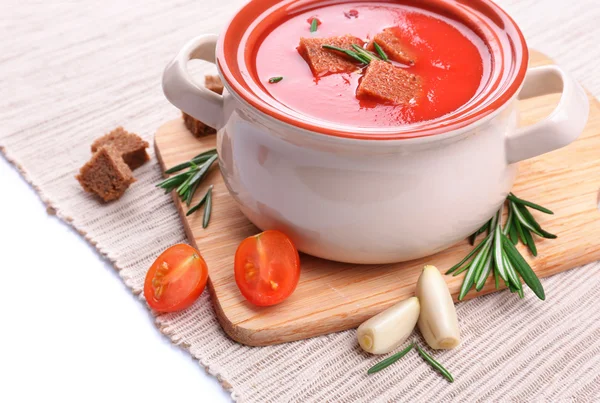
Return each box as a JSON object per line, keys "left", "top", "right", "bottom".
{"left": 234, "top": 230, "right": 301, "bottom": 306}
{"left": 144, "top": 244, "right": 208, "bottom": 312}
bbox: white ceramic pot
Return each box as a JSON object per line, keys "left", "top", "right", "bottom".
{"left": 162, "top": 1, "right": 589, "bottom": 264}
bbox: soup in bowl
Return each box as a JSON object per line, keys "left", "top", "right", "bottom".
{"left": 162, "top": 0, "right": 588, "bottom": 264}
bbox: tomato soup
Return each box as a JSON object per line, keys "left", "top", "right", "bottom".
{"left": 254, "top": 2, "right": 491, "bottom": 127}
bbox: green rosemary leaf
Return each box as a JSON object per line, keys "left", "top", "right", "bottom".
{"left": 522, "top": 227, "right": 537, "bottom": 256}
{"left": 475, "top": 245, "right": 494, "bottom": 291}
{"left": 513, "top": 202, "right": 556, "bottom": 239}
{"left": 493, "top": 223, "right": 509, "bottom": 282}
{"left": 351, "top": 44, "right": 380, "bottom": 62}
{"left": 501, "top": 250, "right": 522, "bottom": 292}
{"left": 511, "top": 201, "right": 539, "bottom": 234}
{"left": 176, "top": 167, "right": 200, "bottom": 196}
{"left": 489, "top": 211, "right": 499, "bottom": 234}
{"left": 503, "top": 202, "right": 514, "bottom": 235}
{"left": 157, "top": 171, "right": 192, "bottom": 190}
{"left": 322, "top": 45, "right": 367, "bottom": 64}
{"left": 367, "top": 343, "right": 414, "bottom": 374}
{"left": 164, "top": 149, "right": 217, "bottom": 174}
{"left": 508, "top": 193, "right": 554, "bottom": 215}
{"left": 470, "top": 220, "right": 490, "bottom": 245}
{"left": 269, "top": 76, "right": 283, "bottom": 84}
{"left": 310, "top": 18, "right": 318, "bottom": 32}
{"left": 180, "top": 154, "right": 218, "bottom": 201}
{"left": 452, "top": 261, "right": 471, "bottom": 277}
{"left": 191, "top": 148, "right": 218, "bottom": 160}
{"left": 502, "top": 235, "right": 545, "bottom": 300}
{"left": 509, "top": 220, "right": 519, "bottom": 244}
{"left": 514, "top": 215, "right": 528, "bottom": 245}
{"left": 356, "top": 53, "right": 371, "bottom": 64}
{"left": 474, "top": 213, "right": 497, "bottom": 289}
{"left": 457, "top": 262, "right": 477, "bottom": 299}
{"left": 538, "top": 228, "right": 557, "bottom": 239}
{"left": 446, "top": 232, "right": 491, "bottom": 274}
{"left": 202, "top": 186, "right": 213, "bottom": 228}
{"left": 416, "top": 346, "right": 454, "bottom": 383}
{"left": 186, "top": 176, "right": 201, "bottom": 206}
{"left": 493, "top": 266, "right": 500, "bottom": 289}
{"left": 459, "top": 235, "right": 493, "bottom": 300}
{"left": 373, "top": 41, "right": 389, "bottom": 61}
{"left": 517, "top": 287, "right": 524, "bottom": 299}
{"left": 186, "top": 187, "right": 210, "bottom": 216}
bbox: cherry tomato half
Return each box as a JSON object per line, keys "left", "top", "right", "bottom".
{"left": 234, "top": 230, "right": 301, "bottom": 307}
{"left": 144, "top": 244, "right": 208, "bottom": 312}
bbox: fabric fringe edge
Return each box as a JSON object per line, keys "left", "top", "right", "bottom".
{"left": 0, "top": 144, "right": 240, "bottom": 402}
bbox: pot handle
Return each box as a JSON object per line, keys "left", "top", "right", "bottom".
{"left": 506, "top": 65, "right": 589, "bottom": 164}
{"left": 162, "top": 34, "right": 223, "bottom": 129}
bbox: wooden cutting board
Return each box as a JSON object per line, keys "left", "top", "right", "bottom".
{"left": 154, "top": 51, "right": 600, "bottom": 346}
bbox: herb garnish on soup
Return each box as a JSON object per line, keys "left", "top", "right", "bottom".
{"left": 254, "top": 2, "right": 490, "bottom": 127}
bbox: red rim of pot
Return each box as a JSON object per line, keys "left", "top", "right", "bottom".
{"left": 216, "top": 0, "right": 529, "bottom": 141}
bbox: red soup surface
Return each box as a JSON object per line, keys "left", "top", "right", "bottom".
{"left": 254, "top": 2, "right": 491, "bottom": 127}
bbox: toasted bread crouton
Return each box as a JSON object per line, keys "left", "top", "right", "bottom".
{"left": 76, "top": 146, "right": 135, "bottom": 202}
{"left": 91, "top": 127, "right": 149, "bottom": 170}
{"left": 356, "top": 60, "right": 421, "bottom": 105}
{"left": 205, "top": 75, "right": 224, "bottom": 95}
{"left": 298, "top": 35, "right": 364, "bottom": 77}
{"left": 369, "top": 29, "right": 414, "bottom": 65}
{"left": 182, "top": 75, "right": 223, "bottom": 136}
{"left": 182, "top": 112, "right": 216, "bottom": 136}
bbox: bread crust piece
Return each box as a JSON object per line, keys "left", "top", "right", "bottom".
{"left": 298, "top": 35, "right": 364, "bottom": 77}
{"left": 368, "top": 29, "right": 414, "bottom": 65}
{"left": 182, "top": 75, "right": 224, "bottom": 136}
{"left": 91, "top": 127, "right": 149, "bottom": 170}
{"left": 76, "top": 146, "right": 135, "bottom": 202}
{"left": 205, "top": 75, "right": 224, "bottom": 95}
{"left": 356, "top": 60, "right": 421, "bottom": 105}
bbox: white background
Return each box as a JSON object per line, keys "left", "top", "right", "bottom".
{"left": 0, "top": 157, "right": 230, "bottom": 402}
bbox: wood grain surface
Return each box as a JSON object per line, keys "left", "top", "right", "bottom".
{"left": 154, "top": 51, "right": 600, "bottom": 346}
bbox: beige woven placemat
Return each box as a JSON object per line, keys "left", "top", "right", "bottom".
{"left": 2, "top": 0, "right": 599, "bottom": 401}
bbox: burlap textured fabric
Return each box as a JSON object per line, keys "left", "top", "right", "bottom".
{"left": 1, "top": 0, "right": 599, "bottom": 401}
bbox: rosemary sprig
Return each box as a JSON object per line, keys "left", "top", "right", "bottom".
{"left": 446, "top": 232, "right": 491, "bottom": 275}
{"left": 451, "top": 194, "right": 555, "bottom": 300}
{"left": 373, "top": 42, "right": 388, "bottom": 61}
{"left": 158, "top": 151, "right": 218, "bottom": 225}
{"left": 186, "top": 185, "right": 213, "bottom": 230}
{"left": 367, "top": 344, "right": 453, "bottom": 382}
{"left": 268, "top": 76, "right": 283, "bottom": 84}
{"left": 310, "top": 18, "right": 319, "bottom": 33}
{"left": 507, "top": 193, "right": 554, "bottom": 215}
{"left": 202, "top": 185, "right": 213, "bottom": 228}
{"left": 322, "top": 44, "right": 369, "bottom": 64}
{"left": 367, "top": 343, "right": 414, "bottom": 374}
{"left": 351, "top": 44, "right": 381, "bottom": 63}
{"left": 164, "top": 149, "right": 217, "bottom": 174}
{"left": 416, "top": 346, "right": 454, "bottom": 383}
{"left": 469, "top": 221, "right": 489, "bottom": 245}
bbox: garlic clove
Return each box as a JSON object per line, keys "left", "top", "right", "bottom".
{"left": 357, "top": 296, "right": 420, "bottom": 354}
{"left": 416, "top": 265, "right": 460, "bottom": 349}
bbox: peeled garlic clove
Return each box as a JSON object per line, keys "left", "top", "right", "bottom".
{"left": 416, "top": 265, "right": 461, "bottom": 350}
{"left": 357, "top": 296, "right": 420, "bottom": 354}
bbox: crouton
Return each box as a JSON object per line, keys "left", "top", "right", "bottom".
{"left": 182, "top": 75, "right": 223, "bottom": 136}
{"left": 356, "top": 60, "right": 421, "bottom": 105}
{"left": 91, "top": 127, "right": 149, "bottom": 170}
{"left": 298, "top": 35, "right": 364, "bottom": 77}
{"left": 369, "top": 29, "right": 414, "bottom": 65}
{"left": 204, "top": 75, "right": 224, "bottom": 95}
{"left": 76, "top": 146, "right": 135, "bottom": 202}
